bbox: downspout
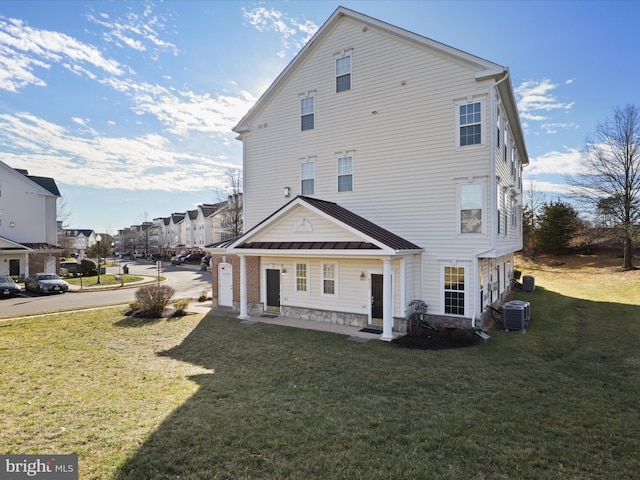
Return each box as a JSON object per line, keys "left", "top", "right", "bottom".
{"left": 472, "top": 70, "right": 510, "bottom": 328}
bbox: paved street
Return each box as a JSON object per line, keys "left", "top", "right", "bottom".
{"left": 0, "top": 260, "right": 213, "bottom": 317}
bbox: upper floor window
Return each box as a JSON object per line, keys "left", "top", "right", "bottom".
{"left": 301, "top": 161, "right": 315, "bottom": 195}
{"left": 459, "top": 182, "right": 484, "bottom": 234}
{"left": 336, "top": 55, "right": 351, "bottom": 92}
{"left": 337, "top": 155, "right": 353, "bottom": 192}
{"left": 301, "top": 95, "right": 314, "bottom": 131}
{"left": 459, "top": 101, "right": 482, "bottom": 146}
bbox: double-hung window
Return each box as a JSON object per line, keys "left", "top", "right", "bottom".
{"left": 295, "top": 263, "right": 308, "bottom": 293}
{"left": 444, "top": 266, "right": 465, "bottom": 316}
{"left": 301, "top": 161, "right": 315, "bottom": 195}
{"left": 336, "top": 55, "right": 351, "bottom": 92}
{"left": 301, "top": 95, "right": 315, "bottom": 131}
{"left": 337, "top": 155, "right": 353, "bottom": 192}
{"left": 459, "top": 101, "right": 482, "bottom": 146}
{"left": 459, "top": 182, "right": 484, "bottom": 234}
{"left": 322, "top": 263, "right": 337, "bottom": 296}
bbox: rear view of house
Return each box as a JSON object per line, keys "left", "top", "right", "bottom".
{"left": 210, "top": 7, "right": 528, "bottom": 339}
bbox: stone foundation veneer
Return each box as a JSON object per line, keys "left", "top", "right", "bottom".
{"left": 280, "top": 305, "right": 368, "bottom": 328}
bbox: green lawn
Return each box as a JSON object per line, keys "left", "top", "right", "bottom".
{"left": 1, "top": 254, "right": 639, "bottom": 479}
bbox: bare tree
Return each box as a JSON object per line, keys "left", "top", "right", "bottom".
{"left": 568, "top": 104, "right": 640, "bottom": 270}
{"left": 216, "top": 168, "right": 243, "bottom": 239}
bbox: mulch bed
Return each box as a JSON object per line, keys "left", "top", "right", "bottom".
{"left": 391, "top": 326, "right": 485, "bottom": 350}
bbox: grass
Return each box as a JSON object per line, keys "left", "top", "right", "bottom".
{"left": 1, "top": 254, "right": 640, "bottom": 479}
{"left": 65, "top": 274, "right": 147, "bottom": 287}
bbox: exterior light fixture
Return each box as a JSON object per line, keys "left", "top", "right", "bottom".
{"left": 284, "top": 187, "right": 291, "bottom": 197}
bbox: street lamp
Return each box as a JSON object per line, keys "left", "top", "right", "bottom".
{"left": 96, "top": 234, "right": 102, "bottom": 284}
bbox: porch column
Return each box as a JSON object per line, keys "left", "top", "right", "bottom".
{"left": 381, "top": 258, "right": 393, "bottom": 341}
{"left": 238, "top": 255, "right": 249, "bottom": 320}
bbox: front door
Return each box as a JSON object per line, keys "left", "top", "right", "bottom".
{"left": 9, "top": 259, "right": 20, "bottom": 277}
{"left": 218, "top": 262, "right": 233, "bottom": 307}
{"left": 371, "top": 274, "right": 383, "bottom": 326}
{"left": 266, "top": 269, "right": 281, "bottom": 312}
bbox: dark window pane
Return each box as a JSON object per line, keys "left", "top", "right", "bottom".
{"left": 336, "top": 74, "right": 351, "bottom": 92}
{"left": 338, "top": 174, "right": 352, "bottom": 192}
{"left": 302, "top": 179, "right": 314, "bottom": 195}
{"left": 460, "top": 124, "right": 481, "bottom": 145}
{"left": 301, "top": 113, "right": 314, "bottom": 131}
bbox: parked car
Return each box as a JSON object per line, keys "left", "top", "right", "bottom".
{"left": 0, "top": 275, "right": 21, "bottom": 298}
{"left": 183, "top": 253, "right": 205, "bottom": 263}
{"left": 60, "top": 261, "right": 79, "bottom": 276}
{"left": 25, "top": 273, "right": 69, "bottom": 294}
{"left": 149, "top": 253, "right": 162, "bottom": 261}
{"left": 171, "top": 254, "right": 188, "bottom": 265}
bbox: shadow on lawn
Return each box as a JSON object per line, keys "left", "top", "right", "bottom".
{"left": 112, "top": 288, "right": 640, "bottom": 479}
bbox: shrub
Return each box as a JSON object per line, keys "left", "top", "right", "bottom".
{"left": 198, "top": 293, "right": 208, "bottom": 302}
{"left": 134, "top": 285, "right": 176, "bottom": 318}
{"left": 80, "top": 259, "right": 97, "bottom": 277}
{"left": 172, "top": 299, "right": 189, "bottom": 316}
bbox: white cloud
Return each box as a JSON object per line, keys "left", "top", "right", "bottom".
{"left": 525, "top": 147, "right": 584, "bottom": 176}
{"left": 0, "top": 112, "right": 232, "bottom": 192}
{"left": 0, "top": 15, "right": 123, "bottom": 91}
{"left": 242, "top": 7, "right": 318, "bottom": 58}
{"left": 522, "top": 179, "right": 573, "bottom": 196}
{"left": 515, "top": 78, "right": 574, "bottom": 122}
{"left": 86, "top": 3, "right": 179, "bottom": 59}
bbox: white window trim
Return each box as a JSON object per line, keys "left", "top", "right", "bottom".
{"left": 456, "top": 178, "right": 487, "bottom": 236}
{"left": 321, "top": 261, "right": 338, "bottom": 297}
{"left": 300, "top": 159, "right": 315, "bottom": 195}
{"left": 337, "top": 154, "right": 354, "bottom": 192}
{"left": 295, "top": 262, "right": 310, "bottom": 295}
{"left": 440, "top": 261, "right": 469, "bottom": 317}
{"left": 335, "top": 53, "right": 352, "bottom": 92}
{"left": 300, "top": 93, "right": 315, "bottom": 131}
{"left": 455, "top": 97, "right": 486, "bottom": 148}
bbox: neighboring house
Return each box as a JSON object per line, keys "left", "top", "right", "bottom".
{"left": 0, "top": 160, "right": 62, "bottom": 279}
{"left": 210, "top": 7, "right": 529, "bottom": 340}
{"left": 60, "top": 229, "right": 95, "bottom": 256}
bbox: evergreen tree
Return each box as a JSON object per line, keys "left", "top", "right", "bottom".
{"left": 536, "top": 200, "right": 584, "bottom": 254}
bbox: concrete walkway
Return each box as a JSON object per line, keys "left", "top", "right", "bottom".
{"left": 198, "top": 304, "right": 389, "bottom": 341}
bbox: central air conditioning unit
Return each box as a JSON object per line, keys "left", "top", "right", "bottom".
{"left": 503, "top": 301, "right": 526, "bottom": 332}
{"left": 522, "top": 275, "right": 535, "bottom": 292}
{"left": 506, "top": 300, "right": 530, "bottom": 326}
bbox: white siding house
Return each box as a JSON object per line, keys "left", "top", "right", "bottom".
{"left": 220, "top": 7, "right": 528, "bottom": 339}
{"left": 0, "top": 160, "right": 62, "bottom": 279}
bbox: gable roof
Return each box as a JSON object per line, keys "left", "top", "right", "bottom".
{"left": 0, "top": 160, "right": 61, "bottom": 197}
{"left": 232, "top": 6, "right": 528, "bottom": 165}
{"left": 229, "top": 196, "right": 421, "bottom": 255}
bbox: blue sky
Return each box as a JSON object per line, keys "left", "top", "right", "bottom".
{"left": 0, "top": 1, "right": 637, "bottom": 233}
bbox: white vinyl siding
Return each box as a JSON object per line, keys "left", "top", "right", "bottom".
{"left": 238, "top": 15, "right": 526, "bottom": 318}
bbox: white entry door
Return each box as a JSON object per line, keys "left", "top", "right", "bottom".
{"left": 218, "top": 262, "right": 233, "bottom": 307}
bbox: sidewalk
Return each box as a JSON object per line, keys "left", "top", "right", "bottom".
{"left": 200, "top": 305, "right": 386, "bottom": 341}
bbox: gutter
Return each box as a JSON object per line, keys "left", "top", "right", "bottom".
{"left": 472, "top": 70, "right": 510, "bottom": 328}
